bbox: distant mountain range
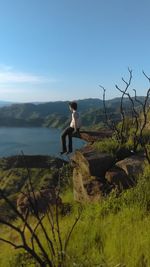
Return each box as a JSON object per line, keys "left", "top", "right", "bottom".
{"left": 0, "top": 101, "right": 14, "bottom": 107}
{"left": 0, "top": 97, "right": 148, "bottom": 128}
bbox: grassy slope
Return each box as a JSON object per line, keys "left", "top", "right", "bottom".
{"left": 0, "top": 123, "right": 150, "bottom": 267}
{"left": 1, "top": 162, "right": 150, "bottom": 267}
{"left": 1, "top": 197, "right": 150, "bottom": 267}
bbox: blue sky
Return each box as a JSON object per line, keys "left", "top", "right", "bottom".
{"left": 0, "top": 0, "right": 150, "bottom": 102}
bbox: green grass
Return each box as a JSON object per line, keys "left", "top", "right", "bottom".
{"left": 93, "top": 138, "right": 119, "bottom": 156}
{"left": 1, "top": 163, "right": 150, "bottom": 266}
{"left": 2, "top": 202, "right": 150, "bottom": 267}
{"left": 64, "top": 206, "right": 150, "bottom": 267}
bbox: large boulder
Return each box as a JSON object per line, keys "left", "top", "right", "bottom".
{"left": 115, "top": 155, "right": 146, "bottom": 179}
{"left": 72, "top": 146, "right": 115, "bottom": 177}
{"left": 73, "top": 170, "right": 112, "bottom": 202}
{"left": 105, "top": 166, "right": 134, "bottom": 190}
{"left": 71, "top": 146, "right": 114, "bottom": 202}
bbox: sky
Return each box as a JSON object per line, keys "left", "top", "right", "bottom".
{"left": 0, "top": 0, "right": 150, "bottom": 102}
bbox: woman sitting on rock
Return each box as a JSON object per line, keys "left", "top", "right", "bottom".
{"left": 60, "top": 101, "right": 81, "bottom": 155}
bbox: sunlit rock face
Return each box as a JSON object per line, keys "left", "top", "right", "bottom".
{"left": 71, "top": 146, "right": 115, "bottom": 202}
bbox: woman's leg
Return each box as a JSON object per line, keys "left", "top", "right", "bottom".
{"left": 61, "top": 127, "right": 74, "bottom": 153}
{"left": 68, "top": 128, "right": 74, "bottom": 152}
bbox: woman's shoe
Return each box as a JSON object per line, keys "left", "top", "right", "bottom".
{"left": 66, "top": 150, "right": 72, "bottom": 154}
{"left": 60, "top": 151, "right": 67, "bottom": 155}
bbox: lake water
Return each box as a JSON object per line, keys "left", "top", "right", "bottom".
{"left": 0, "top": 127, "right": 86, "bottom": 157}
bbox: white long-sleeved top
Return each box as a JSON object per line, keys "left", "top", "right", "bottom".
{"left": 70, "top": 110, "right": 81, "bottom": 129}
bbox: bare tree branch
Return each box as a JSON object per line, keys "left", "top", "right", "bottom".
{"left": 31, "top": 215, "right": 45, "bottom": 251}
{"left": 99, "top": 85, "right": 120, "bottom": 141}
{"left": 142, "top": 70, "right": 150, "bottom": 82}
{"left": 115, "top": 68, "right": 133, "bottom": 144}
{"left": 0, "top": 189, "right": 53, "bottom": 267}
{"left": 0, "top": 238, "right": 24, "bottom": 249}
{"left": 64, "top": 206, "right": 82, "bottom": 253}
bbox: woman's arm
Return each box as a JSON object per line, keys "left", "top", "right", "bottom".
{"left": 73, "top": 112, "right": 78, "bottom": 132}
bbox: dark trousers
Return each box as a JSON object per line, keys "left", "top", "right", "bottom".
{"left": 61, "top": 127, "right": 74, "bottom": 153}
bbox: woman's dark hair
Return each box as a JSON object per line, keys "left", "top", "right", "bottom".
{"left": 69, "top": 101, "right": 77, "bottom": 110}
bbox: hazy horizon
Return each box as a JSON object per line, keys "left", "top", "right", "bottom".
{"left": 0, "top": 94, "right": 146, "bottom": 105}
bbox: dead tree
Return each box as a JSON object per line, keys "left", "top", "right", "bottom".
{"left": 0, "top": 155, "right": 82, "bottom": 267}
{"left": 100, "top": 69, "right": 150, "bottom": 163}
{"left": 115, "top": 69, "right": 140, "bottom": 151}
{"left": 133, "top": 71, "right": 150, "bottom": 163}
{"left": 115, "top": 68, "right": 133, "bottom": 145}
{"left": 99, "top": 85, "right": 120, "bottom": 141}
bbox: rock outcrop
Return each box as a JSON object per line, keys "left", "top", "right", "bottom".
{"left": 71, "top": 146, "right": 115, "bottom": 202}
{"left": 115, "top": 155, "right": 145, "bottom": 178}
{"left": 105, "top": 155, "right": 146, "bottom": 191}
{"left": 105, "top": 166, "right": 134, "bottom": 190}
{"left": 71, "top": 133, "right": 146, "bottom": 201}
{"left": 72, "top": 129, "right": 113, "bottom": 143}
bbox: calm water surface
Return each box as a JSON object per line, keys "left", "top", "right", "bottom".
{"left": 0, "top": 127, "right": 85, "bottom": 157}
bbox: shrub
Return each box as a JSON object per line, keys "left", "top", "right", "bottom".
{"left": 93, "top": 138, "right": 119, "bottom": 156}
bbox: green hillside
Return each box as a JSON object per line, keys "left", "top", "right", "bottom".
{"left": 0, "top": 97, "right": 148, "bottom": 128}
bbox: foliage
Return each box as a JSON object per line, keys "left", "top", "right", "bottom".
{"left": 93, "top": 138, "right": 119, "bottom": 156}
